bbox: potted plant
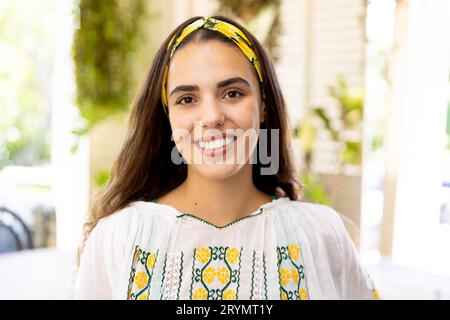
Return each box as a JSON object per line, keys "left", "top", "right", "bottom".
{"left": 296, "top": 76, "right": 364, "bottom": 229}
{"left": 72, "top": 0, "right": 150, "bottom": 191}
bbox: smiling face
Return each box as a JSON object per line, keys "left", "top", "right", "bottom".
{"left": 165, "top": 39, "right": 265, "bottom": 180}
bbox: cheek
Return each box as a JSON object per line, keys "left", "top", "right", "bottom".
{"left": 168, "top": 116, "right": 194, "bottom": 155}
{"left": 169, "top": 112, "right": 195, "bottom": 133}
{"left": 229, "top": 103, "right": 261, "bottom": 129}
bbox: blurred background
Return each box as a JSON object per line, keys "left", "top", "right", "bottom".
{"left": 0, "top": 0, "right": 449, "bottom": 299}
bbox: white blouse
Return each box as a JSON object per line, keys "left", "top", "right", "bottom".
{"left": 70, "top": 196, "right": 378, "bottom": 300}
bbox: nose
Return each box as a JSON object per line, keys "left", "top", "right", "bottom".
{"left": 200, "top": 98, "right": 225, "bottom": 128}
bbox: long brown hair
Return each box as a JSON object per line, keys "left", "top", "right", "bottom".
{"left": 76, "top": 15, "right": 301, "bottom": 265}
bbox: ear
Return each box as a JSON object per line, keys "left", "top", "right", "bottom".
{"left": 260, "top": 101, "right": 266, "bottom": 124}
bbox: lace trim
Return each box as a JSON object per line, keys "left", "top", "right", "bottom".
{"left": 161, "top": 252, "right": 183, "bottom": 300}
{"left": 251, "top": 251, "right": 266, "bottom": 300}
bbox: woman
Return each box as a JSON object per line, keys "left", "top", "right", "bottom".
{"left": 72, "top": 16, "right": 378, "bottom": 300}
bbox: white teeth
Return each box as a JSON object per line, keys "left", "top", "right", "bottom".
{"left": 198, "top": 137, "right": 234, "bottom": 150}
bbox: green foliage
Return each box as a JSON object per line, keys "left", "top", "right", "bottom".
{"left": 329, "top": 76, "right": 364, "bottom": 127}
{"left": 341, "top": 141, "right": 361, "bottom": 165}
{"left": 312, "top": 76, "right": 364, "bottom": 166}
{"left": 73, "top": 0, "right": 146, "bottom": 134}
{"left": 0, "top": 81, "right": 51, "bottom": 167}
{"left": 313, "top": 108, "right": 338, "bottom": 140}
{"left": 295, "top": 76, "right": 365, "bottom": 172}
{"left": 301, "top": 173, "right": 332, "bottom": 205}
{"left": 371, "top": 122, "right": 384, "bottom": 152}
{"left": 92, "top": 169, "right": 110, "bottom": 188}
{"left": 0, "top": 1, "right": 53, "bottom": 168}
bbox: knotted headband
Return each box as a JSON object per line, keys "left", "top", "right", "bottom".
{"left": 161, "top": 17, "right": 264, "bottom": 114}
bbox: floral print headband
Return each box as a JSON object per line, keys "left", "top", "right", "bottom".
{"left": 161, "top": 17, "right": 264, "bottom": 114}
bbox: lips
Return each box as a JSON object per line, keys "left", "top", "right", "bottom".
{"left": 193, "top": 133, "right": 237, "bottom": 158}
{"left": 201, "top": 136, "right": 234, "bottom": 149}
{"left": 195, "top": 132, "right": 233, "bottom": 143}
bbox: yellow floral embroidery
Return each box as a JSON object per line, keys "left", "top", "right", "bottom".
{"left": 134, "top": 272, "right": 148, "bottom": 290}
{"left": 374, "top": 288, "right": 381, "bottom": 300}
{"left": 217, "top": 267, "right": 230, "bottom": 284}
{"left": 128, "top": 246, "right": 160, "bottom": 300}
{"left": 300, "top": 288, "right": 308, "bottom": 300}
{"left": 277, "top": 243, "right": 308, "bottom": 300}
{"left": 288, "top": 244, "right": 300, "bottom": 261}
{"left": 279, "top": 268, "right": 290, "bottom": 286}
{"left": 203, "top": 267, "right": 217, "bottom": 284}
{"left": 223, "top": 289, "right": 236, "bottom": 300}
{"left": 191, "top": 246, "right": 242, "bottom": 300}
{"left": 196, "top": 247, "right": 211, "bottom": 264}
{"left": 134, "top": 249, "right": 141, "bottom": 263}
{"left": 193, "top": 287, "right": 207, "bottom": 300}
{"left": 226, "top": 248, "right": 240, "bottom": 265}
{"left": 291, "top": 268, "right": 299, "bottom": 284}
{"left": 146, "top": 252, "right": 156, "bottom": 269}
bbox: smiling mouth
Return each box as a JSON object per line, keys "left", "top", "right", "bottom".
{"left": 194, "top": 135, "right": 237, "bottom": 157}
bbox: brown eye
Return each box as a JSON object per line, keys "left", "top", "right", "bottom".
{"left": 224, "top": 90, "right": 244, "bottom": 99}
{"left": 177, "top": 96, "right": 194, "bottom": 105}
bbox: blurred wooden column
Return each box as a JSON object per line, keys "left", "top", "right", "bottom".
{"left": 381, "top": 0, "right": 450, "bottom": 266}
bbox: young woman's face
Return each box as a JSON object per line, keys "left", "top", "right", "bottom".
{"left": 166, "top": 39, "right": 265, "bottom": 180}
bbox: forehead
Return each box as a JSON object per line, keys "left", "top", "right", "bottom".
{"left": 166, "top": 40, "right": 258, "bottom": 88}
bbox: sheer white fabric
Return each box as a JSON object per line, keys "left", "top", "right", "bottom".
{"left": 70, "top": 197, "right": 377, "bottom": 300}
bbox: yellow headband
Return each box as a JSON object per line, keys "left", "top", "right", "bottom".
{"left": 161, "top": 17, "right": 264, "bottom": 114}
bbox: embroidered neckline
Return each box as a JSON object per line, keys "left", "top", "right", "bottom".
{"left": 150, "top": 195, "right": 285, "bottom": 230}
{"left": 177, "top": 207, "right": 265, "bottom": 229}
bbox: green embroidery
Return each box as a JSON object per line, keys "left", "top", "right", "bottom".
{"left": 127, "top": 247, "right": 137, "bottom": 299}
{"left": 236, "top": 246, "right": 242, "bottom": 298}
{"left": 178, "top": 252, "right": 184, "bottom": 299}
{"left": 250, "top": 251, "right": 256, "bottom": 300}
{"left": 127, "top": 245, "right": 158, "bottom": 300}
{"left": 158, "top": 194, "right": 279, "bottom": 229}
{"left": 160, "top": 252, "right": 184, "bottom": 300}
{"left": 177, "top": 208, "right": 264, "bottom": 230}
{"left": 190, "top": 246, "right": 242, "bottom": 300}
{"left": 159, "top": 253, "right": 168, "bottom": 300}
{"left": 263, "top": 254, "right": 268, "bottom": 300}
{"left": 126, "top": 239, "right": 307, "bottom": 300}
{"left": 189, "top": 248, "right": 196, "bottom": 299}
{"left": 277, "top": 243, "right": 308, "bottom": 300}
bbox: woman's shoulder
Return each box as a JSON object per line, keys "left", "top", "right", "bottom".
{"left": 275, "top": 198, "right": 344, "bottom": 226}
{"left": 274, "top": 198, "right": 352, "bottom": 242}
{"left": 96, "top": 200, "right": 177, "bottom": 233}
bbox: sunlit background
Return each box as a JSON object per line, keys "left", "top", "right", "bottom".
{"left": 0, "top": 0, "right": 449, "bottom": 299}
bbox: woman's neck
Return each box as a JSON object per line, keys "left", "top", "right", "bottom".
{"left": 158, "top": 164, "right": 272, "bottom": 227}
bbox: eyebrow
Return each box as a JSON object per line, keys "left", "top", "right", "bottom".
{"left": 169, "top": 77, "right": 250, "bottom": 98}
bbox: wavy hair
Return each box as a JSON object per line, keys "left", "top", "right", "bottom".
{"left": 76, "top": 15, "right": 302, "bottom": 266}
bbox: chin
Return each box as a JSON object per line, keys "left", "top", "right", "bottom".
{"left": 192, "top": 162, "right": 245, "bottom": 180}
